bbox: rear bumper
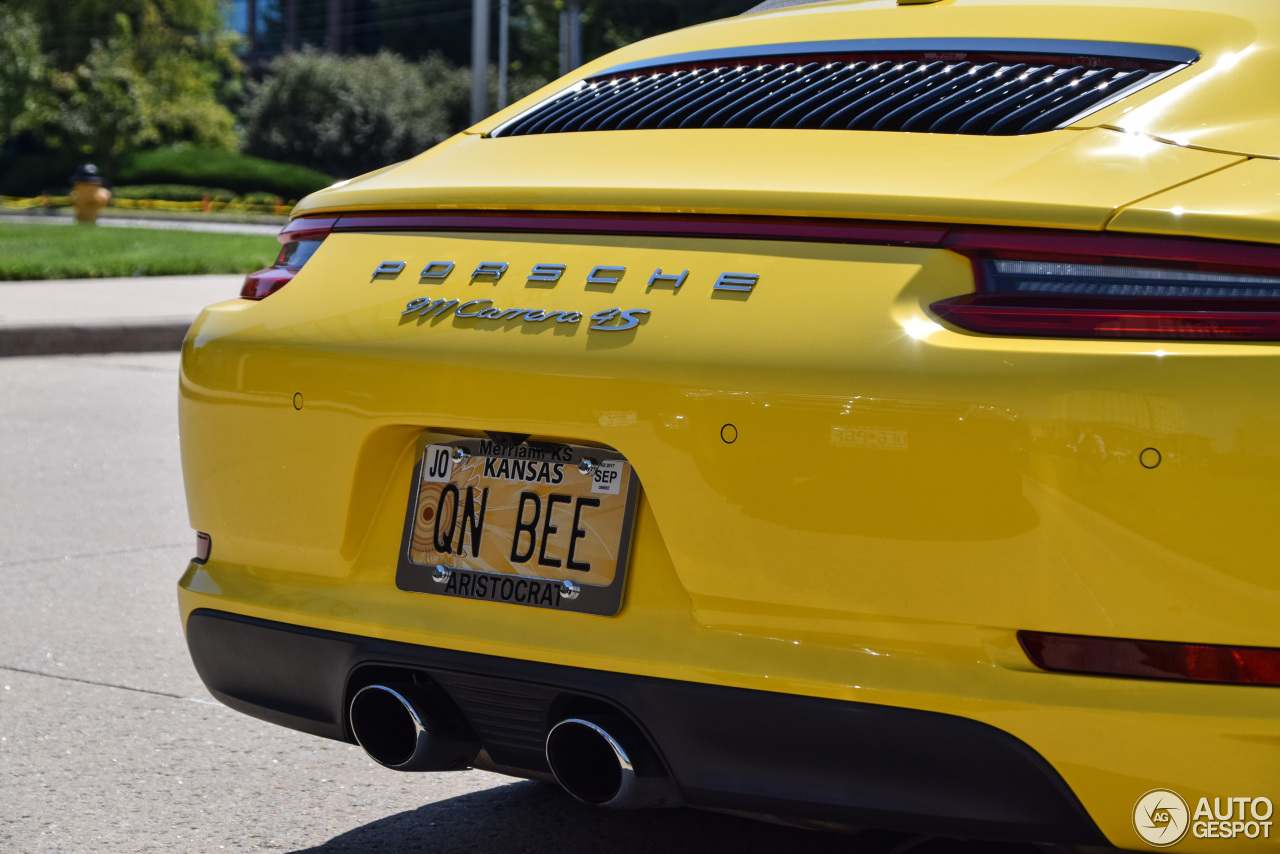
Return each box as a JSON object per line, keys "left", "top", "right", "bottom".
{"left": 185, "top": 607, "right": 1104, "bottom": 845}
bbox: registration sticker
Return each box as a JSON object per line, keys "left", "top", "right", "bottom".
{"left": 591, "top": 460, "right": 624, "bottom": 495}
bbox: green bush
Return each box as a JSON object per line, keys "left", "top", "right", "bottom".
{"left": 241, "top": 49, "right": 460, "bottom": 179}
{"left": 0, "top": 147, "right": 332, "bottom": 200}
{"left": 110, "top": 184, "right": 237, "bottom": 202}
{"left": 114, "top": 147, "right": 333, "bottom": 200}
{"left": 238, "top": 191, "right": 284, "bottom": 205}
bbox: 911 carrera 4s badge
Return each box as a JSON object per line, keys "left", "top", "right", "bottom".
{"left": 395, "top": 437, "right": 638, "bottom": 616}
{"left": 401, "top": 297, "right": 651, "bottom": 331}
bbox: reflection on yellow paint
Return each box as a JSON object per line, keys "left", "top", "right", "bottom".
{"left": 830, "top": 425, "right": 909, "bottom": 451}
{"left": 902, "top": 317, "right": 944, "bottom": 340}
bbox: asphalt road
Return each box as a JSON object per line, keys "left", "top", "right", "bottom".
{"left": 0, "top": 352, "right": 1063, "bottom": 854}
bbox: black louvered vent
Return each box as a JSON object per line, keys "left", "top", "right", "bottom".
{"left": 433, "top": 671, "right": 556, "bottom": 768}
{"left": 493, "top": 45, "right": 1189, "bottom": 138}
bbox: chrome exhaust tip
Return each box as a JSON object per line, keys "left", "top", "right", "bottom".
{"left": 349, "top": 683, "right": 479, "bottom": 772}
{"left": 545, "top": 716, "right": 679, "bottom": 808}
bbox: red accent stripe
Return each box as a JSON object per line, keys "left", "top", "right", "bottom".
{"left": 287, "top": 211, "right": 1280, "bottom": 269}
{"left": 1019, "top": 631, "right": 1280, "bottom": 687}
{"left": 304, "top": 211, "right": 950, "bottom": 247}
{"left": 278, "top": 216, "right": 338, "bottom": 244}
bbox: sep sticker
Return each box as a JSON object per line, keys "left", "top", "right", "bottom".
{"left": 591, "top": 460, "right": 625, "bottom": 495}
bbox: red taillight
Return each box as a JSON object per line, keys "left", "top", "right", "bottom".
{"left": 1019, "top": 630, "right": 1280, "bottom": 687}
{"left": 240, "top": 267, "right": 298, "bottom": 299}
{"left": 241, "top": 218, "right": 335, "bottom": 300}
{"left": 932, "top": 297, "right": 1280, "bottom": 340}
{"left": 932, "top": 230, "right": 1280, "bottom": 341}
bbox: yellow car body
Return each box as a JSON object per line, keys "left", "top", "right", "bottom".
{"left": 179, "top": 1, "right": 1280, "bottom": 850}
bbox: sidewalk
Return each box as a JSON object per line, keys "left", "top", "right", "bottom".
{"left": 0, "top": 275, "right": 243, "bottom": 356}
{"left": 0, "top": 211, "right": 281, "bottom": 236}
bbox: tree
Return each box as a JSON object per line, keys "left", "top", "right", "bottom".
{"left": 0, "top": 0, "right": 241, "bottom": 163}
{"left": 234, "top": 0, "right": 749, "bottom": 82}
{"left": 240, "top": 49, "right": 453, "bottom": 178}
{"left": 240, "top": 49, "right": 544, "bottom": 178}
{"left": 509, "top": 0, "right": 752, "bottom": 81}
{"left": 0, "top": 10, "right": 54, "bottom": 141}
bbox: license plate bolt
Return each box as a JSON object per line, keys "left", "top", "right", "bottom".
{"left": 451, "top": 447, "right": 470, "bottom": 464}
{"left": 432, "top": 565, "right": 453, "bottom": 583}
{"left": 560, "top": 580, "right": 581, "bottom": 600}
{"left": 578, "top": 457, "right": 598, "bottom": 475}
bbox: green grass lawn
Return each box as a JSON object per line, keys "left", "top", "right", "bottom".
{"left": 0, "top": 222, "right": 279, "bottom": 280}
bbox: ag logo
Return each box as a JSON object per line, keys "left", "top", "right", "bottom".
{"left": 1135, "top": 789, "right": 1190, "bottom": 847}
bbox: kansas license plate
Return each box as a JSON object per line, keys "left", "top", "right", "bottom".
{"left": 396, "top": 436, "right": 638, "bottom": 615}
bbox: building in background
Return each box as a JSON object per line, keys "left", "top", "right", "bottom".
{"left": 228, "top": 0, "right": 389, "bottom": 60}
{"left": 226, "top": 0, "right": 748, "bottom": 73}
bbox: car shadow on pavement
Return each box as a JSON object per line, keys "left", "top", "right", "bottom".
{"left": 288, "top": 779, "right": 1049, "bottom": 854}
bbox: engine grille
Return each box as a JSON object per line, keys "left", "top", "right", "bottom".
{"left": 492, "top": 39, "right": 1195, "bottom": 138}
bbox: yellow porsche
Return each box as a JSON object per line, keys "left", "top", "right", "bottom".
{"left": 178, "top": 0, "right": 1280, "bottom": 849}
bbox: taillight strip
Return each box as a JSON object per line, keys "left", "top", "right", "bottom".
{"left": 943, "top": 227, "right": 1280, "bottom": 277}
{"left": 932, "top": 300, "right": 1280, "bottom": 341}
{"left": 1019, "top": 630, "right": 1280, "bottom": 687}
{"left": 302, "top": 211, "right": 951, "bottom": 247}
{"left": 278, "top": 216, "right": 339, "bottom": 242}
{"left": 285, "top": 211, "right": 1280, "bottom": 265}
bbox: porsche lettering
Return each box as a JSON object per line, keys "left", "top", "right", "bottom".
{"left": 376, "top": 261, "right": 759, "bottom": 293}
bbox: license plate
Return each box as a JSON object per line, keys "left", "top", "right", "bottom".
{"left": 395, "top": 437, "right": 638, "bottom": 616}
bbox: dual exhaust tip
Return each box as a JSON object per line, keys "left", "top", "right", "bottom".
{"left": 349, "top": 683, "right": 479, "bottom": 772}
{"left": 545, "top": 716, "right": 679, "bottom": 808}
{"left": 350, "top": 683, "right": 678, "bottom": 808}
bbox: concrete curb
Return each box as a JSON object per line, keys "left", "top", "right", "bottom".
{"left": 0, "top": 322, "right": 191, "bottom": 357}
{"left": 0, "top": 207, "right": 288, "bottom": 228}
{"left": 0, "top": 212, "right": 282, "bottom": 235}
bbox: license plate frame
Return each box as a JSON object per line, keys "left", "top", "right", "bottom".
{"left": 395, "top": 436, "right": 639, "bottom": 616}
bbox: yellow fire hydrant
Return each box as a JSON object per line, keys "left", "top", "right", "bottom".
{"left": 70, "top": 163, "right": 111, "bottom": 224}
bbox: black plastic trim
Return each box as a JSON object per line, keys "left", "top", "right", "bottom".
{"left": 185, "top": 608, "right": 1107, "bottom": 845}
{"left": 595, "top": 38, "right": 1200, "bottom": 77}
